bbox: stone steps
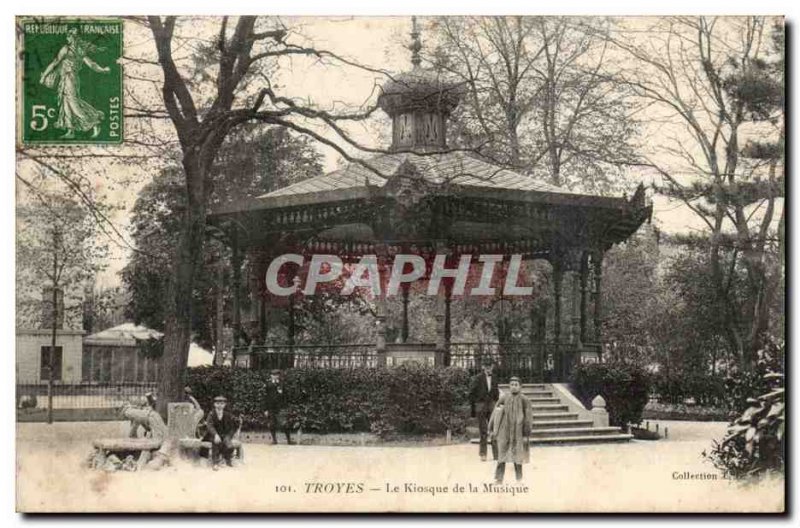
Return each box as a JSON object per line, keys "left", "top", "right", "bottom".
{"left": 526, "top": 397, "right": 561, "bottom": 404}
{"left": 532, "top": 412, "right": 579, "bottom": 421}
{"left": 529, "top": 404, "right": 570, "bottom": 412}
{"left": 529, "top": 434, "right": 634, "bottom": 445}
{"left": 529, "top": 426, "right": 621, "bottom": 438}
{"left": 531, "top": 419, "right": 594, "bottom": 430}
{"left": 470, "top": 383, "right": 632, "bottom": 446}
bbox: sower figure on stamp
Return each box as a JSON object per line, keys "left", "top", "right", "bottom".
{"left": 488, "top": 377, "right": 531, "bottom": 484}
{"left": 206, "top": 395, "right": 237, "bottom": 470}
{"left": 469, "top": 357, "right": 500, "bottom": 461}
{"left": 263, "top": 369, "right": 293, "bottom": 445}
{"left": 39, "top": 33, "right": 110, "bottom": 139}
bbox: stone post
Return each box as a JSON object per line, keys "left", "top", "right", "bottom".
{"left": 590, "top": 395, "right": 609, "bottom": 427}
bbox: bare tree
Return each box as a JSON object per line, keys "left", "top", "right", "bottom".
{"left": 430, "top": 16, "right": 635, "bottom": 192}
{"left": 17, "top": 190, "right": 109, "bottom": 421}
{"left": 611, "top": 16, "right": 784, "bottom": 368}
{"left": 140, "top": 16, "right": 402, "bottom": 415}
{"left": 431, "top": 16, "right": 542, "bottom": 168}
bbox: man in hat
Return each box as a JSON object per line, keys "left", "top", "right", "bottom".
{"left": 206, "top": 395, "right": 237, "bottom": 470}
{"left": 263, "top": 369, "right": 293, "bottom": 444}
{"left": 469, "top": 357, "right": 500, "bottom": 461}
{"left": 489, "top": 376, "right": 531, "bottom": 483}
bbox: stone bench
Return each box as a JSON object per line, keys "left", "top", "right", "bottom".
{"left": 90, "top": 437, "right": 165, "bottom": 471}
{"left": 93, "top": 438, "right": 164, "bottom": 451}
{"left": 178, "top": 437, "right": 244, "bottom": 462}
{"left": 90, "top": 402, "right": 244, "bottom": 470}
{"left": 178, "top": 438, "right": 242, "bottom": 449}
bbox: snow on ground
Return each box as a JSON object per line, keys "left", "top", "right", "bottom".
{"left": 16, "top": 420, "right": 784, "bottom": 513}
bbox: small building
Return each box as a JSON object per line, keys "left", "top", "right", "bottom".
{"left": 16, "top": 328, "right": 85, "bottom": 383}
{"left": 83, "top": 323, "right": 214, "bottom": 382}
{"left": 82, "top": 323, "right": 162, "bottom": 383}
{"left": 17, "top": 321, "right": 215, "bottom": 385}
{"left": 16, "top": 285, "right": 86, "bottom": 383}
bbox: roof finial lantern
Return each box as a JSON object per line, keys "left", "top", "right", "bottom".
{"left": 377, "top": 16, "right": 464, "bottom": 152}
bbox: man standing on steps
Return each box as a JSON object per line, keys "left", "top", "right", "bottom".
{"left": 469, "top": 356, "right": 500, "bottom": 461}
{"left": 489, "top": 377, "right": 531, "bottom": 483}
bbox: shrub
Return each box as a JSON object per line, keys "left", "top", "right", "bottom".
{"left": 651, "top": 370, "right": 727, "bottom": 407}
{"left": 185, "top": 365, "right": 471, "bottom": 437}
{"left": 570, "top": 361, "right": 651, "bottom": 428}
{"left": 706, "top": 339, "right": 785, "bottom": 479}
{"left": 720, "top": 340, "right": 783, "bottom": 418}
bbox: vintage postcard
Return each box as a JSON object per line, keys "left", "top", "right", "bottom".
{"left": 14, "top": 15, "right": 785, "bottom": 513}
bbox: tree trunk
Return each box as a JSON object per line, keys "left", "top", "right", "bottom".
{"left": 743, "top": 248, "right": 771, "bottom": 362}
{"left": 47, "top": 246, "right": 58, "bottom": 425}
{"left": 507, "top": 116, "right": 521, "bottom": 167}
{"left": 708, "top": 201, "right": 745, "bottom": 368}
{"left": 156, "top": 155, "right": 206, "bottom": 418}
{"left": 214, "top": 256, "right": 225, "bottom": 366}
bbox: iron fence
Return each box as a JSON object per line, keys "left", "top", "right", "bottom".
{"left": 448, "top": 341, "right": 602, "bottom": 382}
{"left": 237, "top": 341, "right": 602, "bottom": 383}
{"left": 246, "top": 344, "right": 379, "bottom": 370}
{"left": 16, "top": 380, "right": 158, "bottom": 411}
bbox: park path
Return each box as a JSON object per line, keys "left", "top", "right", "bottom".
{"left": 16, "top": 420, "right": 783, "bottom": 513}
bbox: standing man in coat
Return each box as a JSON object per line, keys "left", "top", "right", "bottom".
{"left": 469, "top": 356, "right": 500, "bottom": 461}
{"left": 263, "top": 369, "right": 293, "bottom": 445}
{"left": 489, "top": 376, "right": 531, "bottom": 483}
{"left": 206, "top": 395, "right": 237, "bottom": 470}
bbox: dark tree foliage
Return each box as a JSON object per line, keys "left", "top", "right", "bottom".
{"left": 122, "top": 125, "right": 323, "bottom": 349}
{"left": 571, "top": 361, "right": 651, "bottom": 429}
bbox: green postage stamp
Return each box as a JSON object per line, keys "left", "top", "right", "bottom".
{"left": 20, "top": 18, "right": 123, "bottom": 144}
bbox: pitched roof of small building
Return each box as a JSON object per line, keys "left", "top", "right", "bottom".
{"left": 85, "top": 323, "right": 214, "bottom": 366}
{"left": 84, "top": 323, "right": 161, "bottom": 346}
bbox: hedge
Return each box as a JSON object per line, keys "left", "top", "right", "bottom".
{"left": 185, "top": 365, "right": 471, "bottom": 438}
{"left": 650, "top": 370, "right": 727, "bottom": 407}
{"left": 570, "top": 361, "right": 651, "bottom": 428}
